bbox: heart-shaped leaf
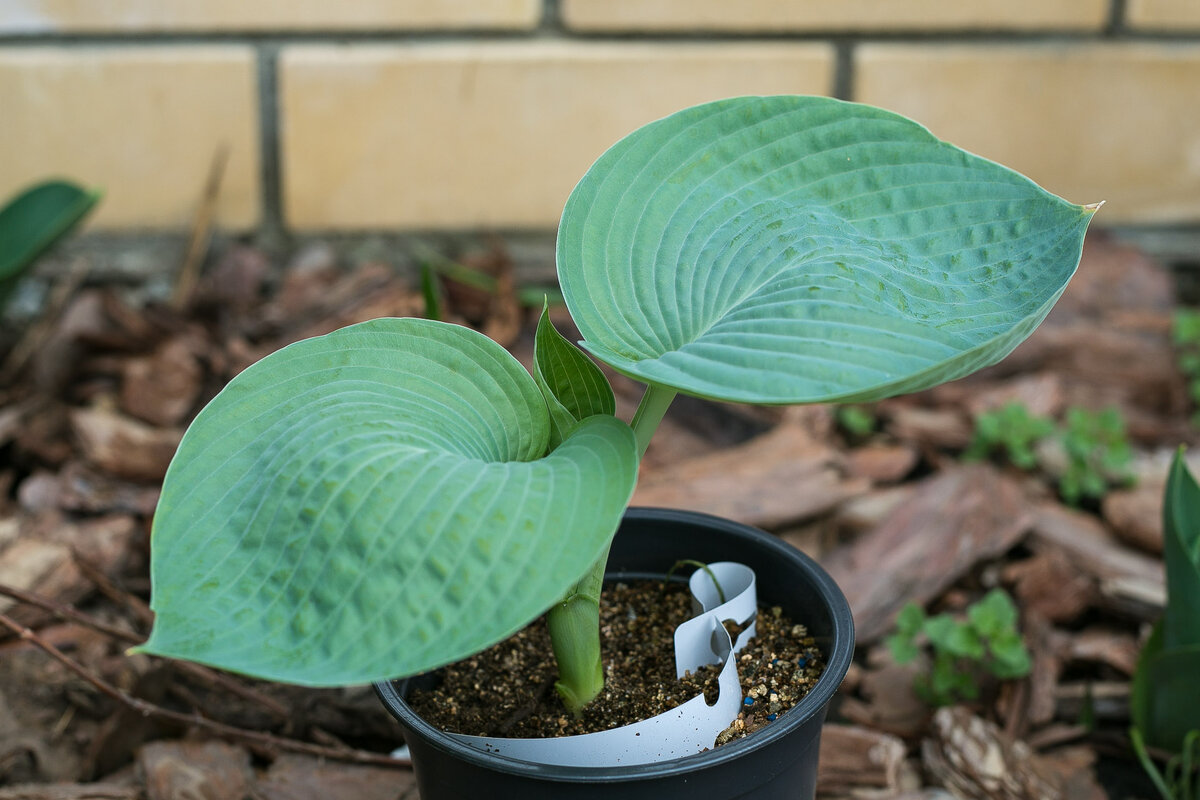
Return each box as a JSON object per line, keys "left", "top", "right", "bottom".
{"left": 139, "top": 318, "right": 638, "bottom": 686}
{"left": 557, "top": 95, "right": 1097, "bottom": 404}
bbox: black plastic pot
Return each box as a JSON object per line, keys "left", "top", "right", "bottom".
{"left": 375, "top": 507, "right": 854, "bottom": 800}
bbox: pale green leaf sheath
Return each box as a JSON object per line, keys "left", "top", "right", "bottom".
{"left": 533, "top": 305, "right": 616, "bottom": 449}
{"left": 531, "top": 307, "right": 620, "bottom": 712}
{"left": 557, "top": 96, "right": 1098, "bottom": 404}
{"left": 139, "top": 318, "right": 638, "bottom": 686}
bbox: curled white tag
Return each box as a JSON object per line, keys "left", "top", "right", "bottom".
{"left": 448, "top": 562, "right": 757, "bottom": 767}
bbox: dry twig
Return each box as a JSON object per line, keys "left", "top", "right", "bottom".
{"left": 69, "top": 551, "right": 154, "bottom": 626}
{"left": 0, "top": 613, "right": 410, "bottom": 769}
{"left": 1, "top": 580, "right": 288, "bottom": 725}
{"left": 0, "top": 582, "right": 139, "bottom": 643}
{"left": 171, "top": 143, "right": 229, "bottom": 311}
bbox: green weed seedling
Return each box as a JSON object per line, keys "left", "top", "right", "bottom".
{"left": 887, "top": 588, "right": 1032, "bottom": 707}
{"left": 136, "top": 96, "right": 1096, "bottom": 716}
{"left": 964, "top": 402, "right": 1135, "bottom": 506}
{"left": 1059, "top": 407, "right": 1134, "bottom": 505}
{"left": 415, "top": 244, "right": 565, "bottom": 323}
{"left": 835, "top": 405, "right": 878, "bottom": 441}
{"left": 965, "top": 402, "right": 1056, "bottom": 470}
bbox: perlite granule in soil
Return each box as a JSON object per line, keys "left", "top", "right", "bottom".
{"left": 405, "top": 579, "right": 824, "bottom": 746}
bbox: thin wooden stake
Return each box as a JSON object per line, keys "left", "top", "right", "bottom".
{"left": 171, "top": 143, "right": 229, "bottom": 311}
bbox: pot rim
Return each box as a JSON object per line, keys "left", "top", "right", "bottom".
{"left": 374, "top": 506, "right": 854, "bottom": 782}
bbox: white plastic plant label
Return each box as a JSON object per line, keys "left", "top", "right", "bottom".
{"left": 447, "top": 562, "right": 758, "bottom": 767}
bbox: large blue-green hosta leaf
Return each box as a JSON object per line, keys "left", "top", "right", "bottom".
{"left": 139, "top": 318, "right": 638, "bottom": 686}
{"left": 558, "top": 95, "right": 1097, "bottom": 404}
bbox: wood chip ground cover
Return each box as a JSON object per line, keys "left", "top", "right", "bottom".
{"left": 0, "top": 233, "right": 1192, "bottom": 798}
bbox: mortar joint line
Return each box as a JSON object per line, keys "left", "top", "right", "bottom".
{"left": 256, "top": 43, "right": 285, "bottom": 240}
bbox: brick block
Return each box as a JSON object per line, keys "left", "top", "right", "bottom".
{"left": 562, "top": 0, "right": 1107, "bottom": 32}
{"left": 0, "top": 0, "right": 541, "bottom": 33}
{"left": 1127, "top": 0, "right": 1200, "bottom": 29}
{"left": 0, "top": 47, "right": 260, "bottom": 230}
{"left": 280, "top": 42, "right": 834, "bottom": 230}
{"left": 854, "top": 44, "right": 1200, "bottom": 224}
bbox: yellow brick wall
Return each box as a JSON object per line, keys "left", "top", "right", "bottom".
{"left": 1, "top": 1, "right": 1197, "bottom": 232}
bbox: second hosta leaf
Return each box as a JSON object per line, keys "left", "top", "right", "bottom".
{"left": 558, "top": 95, "right": 1097, "bottom": 404}
{"left": 139, "top": 318, "right": 638, "bottom": 686}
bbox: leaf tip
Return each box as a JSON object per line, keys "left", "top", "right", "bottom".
{"left": 1083, "top": 201, "right": 1106, "bottom": 214}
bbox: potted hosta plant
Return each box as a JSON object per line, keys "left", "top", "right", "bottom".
{"left": 137, "top": 95, "right": 1097, "bottom": 798}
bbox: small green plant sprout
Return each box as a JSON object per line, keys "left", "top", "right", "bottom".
{"left": 414, "top": 244, "right": 565, "bottom": 320}
{"left": 835, "top": 405, "right": 878, "bottom": 440}
{"left": 1058, "top": 406, "right": 1134, "bottom": 505}
{"left": 1133, "top": 729, "right": 1199, "bottom": 800}
{"left": 1130, "top": 450, "right": 1200, "bottom": 798}
{"left": 964, "top": 401, "right": 1055, "bottom": 470}
{"left": 136, "top": 96, "right": 1097, "bottom": 717}
{"left": 0, "top": 179, "right": 100, "bottom": 311}
{"left": 418, "top": 262, "right": 443, "bottom": 321}
{"left": 886, "top": 588, "right": 1033, "bottom": 707}
{"left": 1171, "top": 309, "right": 1200, "bottom": 428}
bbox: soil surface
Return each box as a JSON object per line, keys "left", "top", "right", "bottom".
{"left": 405, "top": 579, "right": 823, "bottom": 742}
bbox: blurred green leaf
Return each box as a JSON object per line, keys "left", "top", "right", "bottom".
{"left": 924, "top": 614, "right": 984, "bottom": 659}
{"left": 964, "top": 403, "right": 1053, "bottom": 470}
{"left": 896, "top": 602, "right": 926, "bottom": 637}
{"left": 414, "top": 245, "right": 562, "bottom": 310}
{"left": 924, "top": 653, "right": 978, "bottom": 704}
{"left": 0, "top": 179, "right": 100, "bottom": 305}
{"left": 1173, "top": 309, "right": 1200, "bottom": 346}
{"left": 1059, "top": 407, "right": 1134, "bottom": 505}
{"left": 1181, "top": 354, "right": 1200, "bottom": 375}
{"left": 1132, "top": 451, "right": 1200, "bottom": 753}
{"left": 887, "top": 635, "right": 921, "bottom": 665}
{"left": 1162, "top": 450, "right": 1200, "bottom": 650}
{"left": 968, "top": 587, "right": 1021, "bottom": 637}
{"left": 889, "top": 589, "right": 1029, "bottom": 707}
{"left": 989, "top": 631, "right": 1033, "bottom": 679}
{"left": 836, "top": 405, "right": 877, "bottom": 438}
{"left": 886, "top": 603, "right": 926, "bottom": 665}
{"left": 419, "top": 263, "right": 442, "bottom": 321}
{"left": 1131, "top": 726, "right": 1200, "bottom": 800}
